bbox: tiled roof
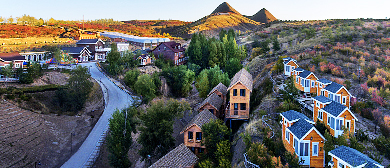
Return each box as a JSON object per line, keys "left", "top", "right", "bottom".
{"left": 76, "top": 39, "right": 99, "bottom": 44}
{"left": 323, "top": 82, "right": 343, "bottom": 93}
{"left": 149, "top": 143, "right": 198, "bottom": 168}
{"left": 313, "top": 95, "right": 332, "bottom": 104}
{"left": 228, "top": 68, "right": 253, "bottom": 91}
{"left": 317, "top": 78, "right": 332, "bottom": 84}
{"left": 62, "top": 47, "right": 89, "bottom": 54}
{"left": 322, "top": 101, "right": 347, "bottom": 117}
{"left": 294, "top": 68, "right": 304, "bottom": 72}
{"left": 329, "top": 146, "right": 383, "bottom": 168}
{"left": 155, "top": 41, "right": 185, "bottom": 53}
{"left": 288, "top": 119, "right": 314, "bottom": 139}
{"left": 280, "top": 110, "right": 312, "bottom": 122}
{"left": 283, "top": 57, "right": 296, "bottom": 64}
{"left": 0, "top": 52, "right": 26, "bottom": 61}
{"left": 297, "top": 70, "right": 312, "bottom": 78}
{"left": 208, "top": 83, "right": 228, "bottom": 97}
{"left": 181, "top": 109, "right": 218, "bottom": 133}
{"left": 199, "top": 93, "right": 223, "bottom": 111}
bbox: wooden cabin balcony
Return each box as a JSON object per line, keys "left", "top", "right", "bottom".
{"left": 225, "top": 103, "right": 249, "bottom": 120}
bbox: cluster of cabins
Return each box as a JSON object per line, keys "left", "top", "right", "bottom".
{"left": 281, "top": 57, "right": 383, "bottom": 168}
{"left": 150, "top": 68, "right": 253, "bottom": 167}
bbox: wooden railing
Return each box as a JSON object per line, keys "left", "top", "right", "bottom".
{"left": 225, "top": 109, "right": 249, "bottom": 119}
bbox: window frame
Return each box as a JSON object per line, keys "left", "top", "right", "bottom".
{"left": 285, "top": 130, "right": 290, "bottom": 142}
{"left": 196, "top": 132, "right": 202, "bottom": 141}
{"left": 342, "top": 96, "right": 347, "bottom": 105}
{"left": 233, "top": 89, "right": 237, "bottom": 96}
{"left": 188, "top": 131, "right": 193, "bottom": 140}
{"left": 240, "top": 103, "right": 246, "bottom": 110}
{"left": 240, "top": 89, "right": 246, "bottom": 97}
{"left": 312, "top": 142, "right": 319, "bottom": 156}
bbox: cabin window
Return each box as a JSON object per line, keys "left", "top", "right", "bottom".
{"left": 335, "top": 95, "right": 340, "bottom": 103}
{"left": 296, "top": 77, "right": 298, "bottom": 83}
{"left": 305, "top": 79, "right": 310, "bottom": 87}
{"left": 320, "top": 83, "right": 322, "bottom": 87}
{"left": 286, "top": 66, "right": 290, "bottom": 72}
{"left": 329, "top": 93, "right": 333, "bottom": 100}
{"left": 330, "top": 117, "right": 335, "bottom": 130}
{"left": 240, "top": 103, "right": 246, "bottom": 110}
{"left": 321, "top": 90, "right": 324, "bottom": 96}
{"left": 199, "top": 148, "right": 204, "bottom": 153}
{"left": 233, "top": 89, "right": 237, "bottom": 96}
{"left": 328, "top": 116, "right": 330, "bottom": 125}
{"left": 299, "top": 142, "right": 309, "bottom": 156}
{"left": 311, "top": 81, "right": 315, "bottom": 88}
{"left": 312, "top": 142, "right": 319, "bottom": 156}
{"left": 15, "top": 63, "right": 20, "bottom": 68}
{"left": 196, "top": 132, "right": 202, "bottom": 141}
{"left": 209, "top": 109, "right": 214, "bottom": 114}
{"left": 338, "top": 163, "right": 345, "bottom": 168}
{"left": 240, "top": 89, "right": 245, "bottom": 96}
{"left": 191, "top": 147, "right": 195, "bottom": 152}
{"left": 188, "top": 131, "right": 193, "bottom": 140}
{"left": 318, "top": 111, "right": 323, "bottom": 120}
{"left": 164, "top": 47, "right": 166, "bottom": 51}
{"left": 294, "top": 139, "right": 298, "bottom": 154}
{"left": 285, "top": 130, "right": 290, "bottom": 142}
{"left": 316, "top": 102, "right": 319, "bottom": 107}
{"left": 342, "top": 96, "right": 346, "bottom": 105}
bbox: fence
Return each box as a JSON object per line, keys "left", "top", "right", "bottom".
{"left": 243, "top": 153, "right": 260, "bottom": 168}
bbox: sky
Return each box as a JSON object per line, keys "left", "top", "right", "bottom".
{"left": 1, "top": 0, "right": 389, "bottom": 22}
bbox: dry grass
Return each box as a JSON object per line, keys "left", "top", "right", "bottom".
{"left": 189, "top": 14, "right": 259, "bottom": 33}
{"left": 0, "top": 37, "right": 74, "bottom": 52}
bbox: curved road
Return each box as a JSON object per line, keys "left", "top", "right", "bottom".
{"left": 61, "top": 62, "right": 132, "bottom": 168}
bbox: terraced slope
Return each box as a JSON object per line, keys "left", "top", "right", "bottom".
{"left": 0, "top": 100, "right": 47, "bottom": 168}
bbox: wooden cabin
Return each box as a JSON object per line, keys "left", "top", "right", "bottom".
{"left": 315, "top": 78, "right": 332, "bottom": 97}
{"left": 180, "top": 109, "right": 217, "bottom": 155}
{"left": 321, "top": 82, "right": 354, "bottom": 109}
{"left": 207, "top": 83, "right": 228, "bottom": 106}
{"left": 319, "top": 101, "right": 358, "bottom": 138}
{"left": 198, "top": 93, "right": 223, "bottom": 118}
{"left": 76, "top": 39, "right": 107, "bottom": 60}
{"left": 328, "top": 146, "right": 384, "bottom": 168}
{"left": 0, "top": 52, "right": 27, "bottom": 69}
{"left": 294, "top": 70, "right": 318, "bottom": 93}
{"left": 152, "top": 41, "right": 186, "bottom": 65}
{"left": 149, "top": 143, "right": 198, "bottom": 168}
{"left": 61, "top": 47, "right": 91, "bottom": 63}
{"left": 283, "top": 57, "right": 299, "bottom": 77}
{"left": 226, "top": 68, "right": 253, "bottom": 120}
{"left": 280, "top": 110, "right": 325, "bottom": 168}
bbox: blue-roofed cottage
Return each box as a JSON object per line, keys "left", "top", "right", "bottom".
{"left": 328, "top": 146, "right": 384, "bottom": 168}
{"left": 280, "top": 110, "right": 325, "bottom": 167}
{"left": 283, "top": 57, "right": 299, "bottom": 77}
{"left": 294, "top": 69, "right": 319, "bottom": 93}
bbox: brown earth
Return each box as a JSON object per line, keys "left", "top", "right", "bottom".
{"left": 0, "top": 71, "right": 104, "bottom": 168}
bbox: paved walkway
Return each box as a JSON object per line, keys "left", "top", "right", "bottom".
{"left": 61, "top": 62, "right": 133, "bottom": 168}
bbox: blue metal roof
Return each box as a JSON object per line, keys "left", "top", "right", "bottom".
{"left": 322, "top": 101, "right": 347, "bottom": 117}
{"left": 294, "top": 68, "right": 304, "bottom": 72}
{"left": 329, "top": 146, "right": 383, "bottom": 168}
{"left": 76, "top": 39, "right": 99, "bottom": 44}
{"left": 298, "top": 70, "right": 312, "bottom": 78}
{"left": 288, "top": 119, "right": 314, "bottom": 139}
{"left": 313, "top": 95, "right": 332, "bottom": 104}
{"left": 323, "top": 82, "right": 343, "bottom": 93}
{"left": 283, "top": 57, "right": 296, "bottom": 64}
{"left": 62, "top": 47, "right": 87, "bottom": 54}
{"left": 281, "top": 110, "right": 312, "bottom": 122}
{"left": 317, "top": 78, "right": 332, "bottom": 84}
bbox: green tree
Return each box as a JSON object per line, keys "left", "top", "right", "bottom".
{"left": 260, "top": 40, "right": 271, "bottom": 54}
{"left": 161, "top": 65, "right": 195, "bottom": 97}
{"left": 0, "top": 63, "right": 14, "bottom": 87}
{"left": 121, "top": 51, "right": 137, "bottom": 69}
{"left": 107, "top": 43, "right": 122, "bottom": 75}
{"left": 198, "top": 159, "right": 214, "bottom": 168}
{"left": 271, "top": 56, "right": 286, "bottom": 74}
{"left": 195, "top": 70, "right": 210, "bottom": 98}
{"left": 272, "top": 39, "right": 280, "bottom": 51}
{"left": 219, "top": 29, "right": 227, "bottom": 42}
{"left": 216, "top": 140, "right": 232, "bottom": 168}
{"left": 208, "top": 42, "right": 219, "bottom": 67}
{"left": 55, "top": 66, "right": 93, "bottom": 113}
{"left": 107, "top": 106, "right": 139, "bottom": 168}
{"left": 246, "top": 142, "right": 273, "bottom": 167}
{"left": 279, "top": 77, "right": 299, "bottom": 102}
{"left": 124, "top": 69, "right": 140, "bottom": 89}
{"left": 134, "top": 74, "right": 156, "bottom": 103}
{"left": 196, "top": 66, "right": 230, "bottom": 98}
{"left": 202, "top": 119, "right": 231, "bottom": 163}
{"left": 225, "top": 58, "right": 243, "bottom": 78}
{"left": 138, "top": 99, "right": 190, "bottom": 159}
{"left": 303, "top": 28, "right": 316, "bottom": 39}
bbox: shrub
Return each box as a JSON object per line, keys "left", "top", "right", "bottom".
{"left": 124, "top": 69, "right": 140, "bottom": 89}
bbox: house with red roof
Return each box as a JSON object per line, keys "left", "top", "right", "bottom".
{"left": 152, "top": 41, "right": 186, "bottom": 65}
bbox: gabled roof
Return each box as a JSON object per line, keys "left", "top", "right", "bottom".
{"left": 0, "top": 52, "right": 26, "bottom": 61}
{"left": 317, "top": 78, "right": 332, "bottom": 85}
{"left": 280, "top": 110, "right": 313, "bottom": 123}
{"left": 153, "top": 41, "right": 185, "bottom": 53}
{"left": 321, "top": 101, "right": 348, "bottom": 117}
{"left": 198, "top": 93, "right": 223, "bottom": 111}
{"left": 323, "top": 82, "right": 354, "bottom": 97}
{"left": 294, "top": 68, "right": 304, "bottom": 72}
{"left": 313, "top": 95, "right": 332, "bottom": 104}
{"left": 287, "top": 119, "right": 315, "bottom": 140}
{"left": 76, "top": 39, "right": 104, "bottom": 45}
{"left": 208, "top": 83, "right": 228, "bottom": 97}
{"left": 62, "top": 47, "right": 91, "bottom": 54}
{"left": 297, "top": 70, "right": 317, "bottom": 79}
{"left": 181, "top": 109, "right": 218, "bottom": 133}
{"left": 283, "top": 57, "right": 297, "bottom": 65}
{"left": 329, "top": 146, "right": 383, "bottom": 168}
{"left": 149, "top": 143, "right": 198, "bottom": 168}
{"left": 228, "top": 68, "right": 253, "bottom": 92}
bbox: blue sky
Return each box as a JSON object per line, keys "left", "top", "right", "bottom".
{"left": 1, "top": 0, "right": 389, "bottom": 22}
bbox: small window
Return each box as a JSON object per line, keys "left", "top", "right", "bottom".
{"left": 312, "top": 81, "right": 315, "bottom": 88}
{"left": 240, "top": 103, "right": 246, "bottom": 110}
{"left": 339, "top": 163, "right": 345, "bottom": 168}
{"left": 188, "top": 131, "right": 193, "bottom": 140}
{"left": 233, "top": 89, "right": 237, "bottom": 96}
{"left": 199, "top": 148, "right": 204, "bottom": 153}
{"left": 234, "top": 103, "right": 238, "bottom": 110}
{"left": 196, "top": 132, "right": 202, "bottom": 141}
{"left": 191, "top": 147, "right": 195, "bottom": 152}
{"left": 164, "top": 47, "right": 166, "bottom": 51}
{"left": 209, "top": 109, "right": 214, "bottom": 114}
{"left": 342, "top": 96, "right": 346, "bottom": 105}
{"left": 285, "top": 130, "right": 290, "bottom": 142}
{"left": 240, "top": 89, "right": 245, "bottom": 96}
{"left": 15, "top": 63, "right": 20, "bottom": 68}
{"left": 296, "top": 77, "right": 299, "bottom": 83}
{"left": 318, "top": 111, "right": 323, "bottom": 120}
{"left": 316, "top": 102, "right": 319, "bottom": 107}
{"left": 312, "top": 143, "right": 319, "bottom": 156}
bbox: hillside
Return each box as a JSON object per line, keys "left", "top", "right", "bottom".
{"left": 211, "top": 2, "right": 241, "bottom": 15}
{"left": 250, "top": 8, "right": 277, "bottom": 23}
